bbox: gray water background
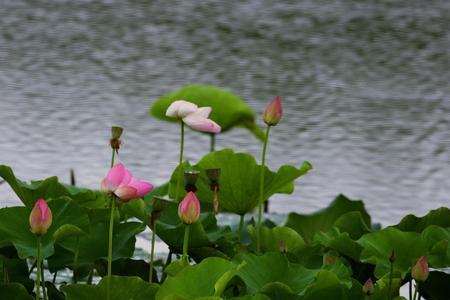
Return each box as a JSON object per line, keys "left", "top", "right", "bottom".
{"left": 1, "top": 0, "right": 449, "bottom": 225}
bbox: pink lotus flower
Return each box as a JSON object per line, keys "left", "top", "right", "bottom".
{"left": 263, "top": 96, "right": 283, "bottom": 126}
{"left": 29, "top": 199, "right": 52, "bottom": 235}
{"left": 178, "top": 191, "right": 201, "bottom": 224}
{"left": 101, "top": 163, "right": 154, "bottom": 202}
{"left": 166, "top": 100, "right": 221, "bottom": 133}
{"left": 412, "top": 256, "right": 429, "bottom": 282}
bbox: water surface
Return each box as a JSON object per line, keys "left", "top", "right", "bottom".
{"left": 1, "top": 0, "right": 449, "bottom": 225}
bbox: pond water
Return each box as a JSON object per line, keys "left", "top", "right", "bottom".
{"left": 1, "top": 0, "right": 449, "bottom": 225}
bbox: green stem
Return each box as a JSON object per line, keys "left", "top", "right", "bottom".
{"left": 257, "top": 126, "right": 271, "bottom": 254}
{"left": 107, "top": 197, "right": 115, "bottom": 300}
{"left": 149, "top": 227, "right": 156, "bottom": 283}
{"left": 52, "top": 271, "right": 57, "bottom": 285}
{"left": 210, "top": 133, "right": 216, "bottom": 153}
{"left": 41, "top": 262, "right": 47, "bottom": 300}
{"left": 87, "top": 269, "right": 93, "bottom": 285}
{"left": 182, "top": 225, "right": 190, "bottom": 263}
{"left": 238, "top": 215, "right": 245, "bottom": 244}
{"left": 413, "top": 282, "right": 418, "bottom": 300}
{"left": 110, "top": 149, "right": 116, "bottom": 168}
{"left": 35, "top": 236, "right": 41, "bottom": 300}
{"left": 388, "top": 260, "right": 394, "bottom": 300}
{"left": 73, "top": 237, "right": 80, "bottom": 283}
{"left": 175, "top": 122, "right": 185, "bottom": 202}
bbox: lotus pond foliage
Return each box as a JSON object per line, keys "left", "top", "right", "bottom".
{"left": 0, "top": 92, "right": 448, "bottom": 300}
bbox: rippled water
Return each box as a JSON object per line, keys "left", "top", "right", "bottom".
{"left": 1, "top": 0, "right": 449, "bottom": 225}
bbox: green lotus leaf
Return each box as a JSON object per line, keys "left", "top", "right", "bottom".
{"left": 286, "top": 195, "right": 371, "bottom": 243}
{"left": 0, "top": 165, "right": 107, "bottom": 208}
{"left": 394, "top": 207, "right": 450, "bottom": 232}
{"left": 418, "top": 271, "right": 450, "bottom": 300}
{"left": 247, "top": 226, "right": 307, "bottom": 256}
{"left": 368, "top": 274, "right": 403, "bottom": 300}
{"left": 150, "top": 84, "right": 264, "bottom": 139}
{"left": 357, "top": 227, "right": 428, "bottom": 279}
{"left": 420, "top": 225, "right": 450, "bottom": 268}
{"left": 156, "top": 257, "right": 237, "bottom": 300}
{"left": 62, "top": 275, "right": 159, "bottom": 300}
{"left": 48, "top": 221, "right": 145, "bottom": 274}
{"left": 0, "top": 254, "right": 34, "bottom": 293}
{"left": 153, "top": 200, "right": 234, "bottom": 257}
{"left": 0, "top": 197, "right": 89, "bottom": 259}
{"left": 299, "top": 271, "right": 363, "bottom": 300}
{"left": 0, "top": 283, "right": 33, "bottom": 300}
{"left": 169, "top": 149, "right": 312, "bottom": 215}
{"left": 235, "top": 252, "right": 352, "bottom": 296}
{"left": 313, "top": 227, "right": 363, "bottom": 261}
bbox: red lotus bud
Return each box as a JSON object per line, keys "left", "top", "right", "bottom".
{"left": 412, "top": 256, "right": 429, "bottom": 282}
{"left": 178, "top": 192, "right": 201, "bottom": 225}
{"left": 263, "top": 96, "right": 283, "bottom": 126}
{"left": 29, "top": 199, "right": 52, "bottom": 235}
{"left": 363, "top": 278, "right": 374, "bottom": 295}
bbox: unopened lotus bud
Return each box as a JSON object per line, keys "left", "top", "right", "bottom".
{"left": 389, "top": 249, "right": 396, "bottom": 263}
{"left": 412, "top": 256, "right": 429, "bottom": 282}
{"left": 363, "top": 278, "right": 374, "bottom": 295}
{"left": 279, "top": 240, "right": 287, "bottom": 253}
{"left": 178, "top": 192, "right": 201, "bottom": 225}
{"left": 29, "top": 199, "right": 53, "bottom": 235}
{"left": 323, "top": 252, "right": 338, "bottom": 266}
{"left": 263, "top": 96, "right": 283, "bottom": 126}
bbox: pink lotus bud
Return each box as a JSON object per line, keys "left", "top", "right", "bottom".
{"left": 263, "top": 96, "right": 283, "bottom": 126}
{"left": 29, "top": 199, "right": 52, "bottom": 235}
{"left": 412, "top": 256, "right": 429, "bottom": 282}
{"left": 101, "top": 163, "right": 153, "bottom": 202}
{"left": 178, "top": 192, "right": 201, "bottom": 224}
{"left": 362, "top": 278, "right": 374, "bottom": 295}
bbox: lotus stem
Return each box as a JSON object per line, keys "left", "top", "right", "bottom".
{"left": 72, "top": 237, "right": 80, "bottom": 283}
{"left": 175, "top": 122, "right": 185, "bottom": 202}
{"left": 149, "top": 227, "right": 156, "bottom": 283}
{"left": 110, "top": 148, "right": 115, "bottom": 169}
{"left": 388, "top": 258, "right": 394, "bottom": 300}
{"left": 182, "top": 225, "right": 190, "bottom": 263}
{"left": 41, "top": 262, "right": 47, "bottom": 300}
{"left": 52, "top": 271, "right": 57, "bottom": 285}
{"left": 238, "top": 215, "right": 245, "bottom": 243}
{"left": 257, "top": 125, "right": 271, "bottom": 254}
{"left": 107, "top": 197, "right": 115, "bottom": 300}
{"left": 413, "top": 282, "right": 418, "bottom": 300}
{"left": 35, "top": 236, "right": 41, "bottom": 300}
{"left": 210, "top": 133, "right": 216, "bottom": 152}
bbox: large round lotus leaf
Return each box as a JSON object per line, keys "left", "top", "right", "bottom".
{"left": 0, "top": 283, "right": 33, "bottom": 300}
{"left": 357, "top": 227, "right": 428, "bottom": 279}
{"left": 48, "top": 221, "right": 145, "bottom": 273}
{"left": 62, "top": 275, "right": 159, "bottom": 300}
{"left": 169, "top": 149, "right": 312, "bottom": 215}
{"left": 394, "top": 207, "right": 450, "bottom": 232}
{"left": 420, "top": 225, "right": 450, "bottom": 268}
{"left": 234, "top": 252, "right": 352, "bottom": 296}
{"left": 0, "top": 164, "right": 107, "bottom": 208}
{"left": 247, "top": 226, "right": 307, "bottom": 256}
{"left": 156, "top": 257, "right": 237, "bottom": 300}
{"left": 0, "top": 197, "right": 89, "bottom": 259}
{"left": 150, "top": 84, "right": 264, "bottom": 139}
{"left": 299, "top": 271, "right": 363, "bottom": 300}
{"left": 286, "top": 195, "right": 371, "bottom": 243}
{"left": 313, "top": 227, "right": 363, "bottom": 261}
